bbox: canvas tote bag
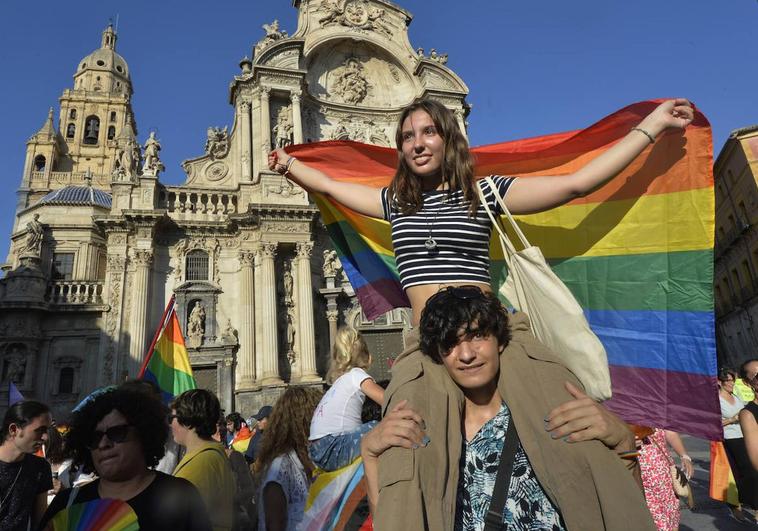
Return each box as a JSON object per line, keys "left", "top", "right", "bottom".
{"left": 477, "top": 176, "right": 612, "bottom": 400}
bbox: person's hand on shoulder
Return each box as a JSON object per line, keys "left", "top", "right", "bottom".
{"left": 361, "top": 400, "right": 427, "bottom": 460}
{"left": 544, "top": 382, "right": 634, "bottom": 451}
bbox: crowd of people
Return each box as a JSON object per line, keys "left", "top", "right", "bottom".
{"left": 2, "top": 95, "right": 748, "bottom": 531}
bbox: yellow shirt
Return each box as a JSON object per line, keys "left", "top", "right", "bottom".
{"left": 735, "top": 378, "right": 755, "bottom": 402}
{"left": 174, "top": 441, "right": 235, "bottom": 531}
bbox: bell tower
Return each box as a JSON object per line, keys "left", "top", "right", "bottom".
{"left": 53, "top": 24, "right": 137, "bottom": 183}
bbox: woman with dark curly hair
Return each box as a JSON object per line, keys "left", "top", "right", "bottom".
{"left": 39, "top": 386, "right": 211, "bottom": 531}
{"left": 255, "top": 386, "right": 322, "bottom": 531}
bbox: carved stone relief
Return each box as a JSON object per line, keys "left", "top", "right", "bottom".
{"left": 173, "top": 237, "right": 222, "bottom": 283}
{"left": 317, "top": 0, "right": 394, "bottom": 37}
{"left": 205, "top": 126, "right": 230, "bottom": 159}
{"left": 273, "top": 105, "right": 294, "bottom": 148}
{"left": 329, "top": 116, "right": 391, "bottom": 146}
{"left": 330, "top": 57, "right": 370, "bottom": 104}
{"left": 205, "top": 161, "right": 230, "bottom": 182}
{"left": 255, "top": 19, "right": 288, "bottom": 54}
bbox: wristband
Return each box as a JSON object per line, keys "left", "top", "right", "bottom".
{"left": 630, "top": 127, "right": 656, "bottom": 144}
{"left": 680, "top": 455, "right": 692, "bottom": 462}
{"left": 285, "top": 157, "right": 297, "bottom": 173}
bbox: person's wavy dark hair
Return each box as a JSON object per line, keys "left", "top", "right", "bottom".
{"left": 225, "top": 412, "right": 245, "bottom": 432}
{"left": 388, "top": 99, "right": 477, "bottom": 216}
{"left": 171, "top": 389, "right": 220, "bottom": 440}
{"left": 718, "top": 368, "right": 737, "bottom": 383}
{"left": 1, "top": 400, "right": 50, "bottom": 442}
{"left": 45, "top": 426, "right": 68, "bottom": 464}
{"left": 739, "top": 359, "right": 758, "bottom": 381}
{"left": 65, "top": 386, "right": 168, "bottom": 470}
{"left": 419, "top": 286, "right": 510, "bottom": 363}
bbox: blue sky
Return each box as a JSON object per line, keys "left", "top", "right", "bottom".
{"left": 1, "top": 0, "right": 755, "bottom": 253}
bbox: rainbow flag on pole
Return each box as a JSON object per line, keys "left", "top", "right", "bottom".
{"left": 286, "top": 100, "right": 720, "bottom": 439}
{"left": 139, "top": 296, "right": 196, "bottom": 403}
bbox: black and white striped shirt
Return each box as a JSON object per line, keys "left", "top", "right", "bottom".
{"left": 380, "top": 175, "right": 516, "bottom": 290}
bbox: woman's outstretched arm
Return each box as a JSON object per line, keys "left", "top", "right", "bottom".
{"left": 269, "top": 148, "right": 384, "bottom": 218}
{"left": 505, "top": 99, "right": 695, "bottom": 215}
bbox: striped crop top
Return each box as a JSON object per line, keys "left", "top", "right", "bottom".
{"left": 380, "top": 175, "right": 516, "bottom": 290}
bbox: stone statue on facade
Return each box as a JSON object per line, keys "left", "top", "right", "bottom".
{"left": 332, "top": 58, "right": 369, "bottom": 104}
{"left": 20, "top": 214, "right": 45, "bottom": 256}
{"left": 187, "top": 301, "right": 206, "bottom": 348}
{"left": 285, "top": 309, "right": 296, "bottom": 363}
{"left": 283, "top": 263, "right": 294, "bottom": 306}
{"left": 323, "top": 249, "right": 341, "bottom": 277}
{"left": 256, "top": 19, "right": 288, "bottom": 52}
{"left": 318, "top": 0, "right": 344, "bottom": 25}
{"left": 221, "top": 318, "right": 238, "bottom": 344}
{"left": 4, "top": 348, "right": 26, "bottom": 383}
{"left": 115, "top": 138, "right": 139, "bottom": 178}
{"left": 205, "top": 126, "right": 230, "bottom": 159}
{"left": 272, "top": 106, "right": 294, "bottom": 149}
{"left": 142, "top": 132, "right": 164, "bottom": 176}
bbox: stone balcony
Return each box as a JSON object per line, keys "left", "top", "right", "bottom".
{"left": 46, "top": 280, "right": 108, "bottom": 310}
{"left": 159, "top": 187, "right": 239, "bottom": 222}
{"left": 30, "top": 171, "right": 110, "bottom": 188}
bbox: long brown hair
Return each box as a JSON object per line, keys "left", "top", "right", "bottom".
{"left": 388, "top": 99, "right": 477, "bottom": 215}
{"left": 255, "top": 386, "right": 322, "bottom": 478}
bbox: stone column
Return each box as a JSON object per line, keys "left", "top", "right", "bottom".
{"left": 258, "top": 242, "right": 282, "bottom": 384}
{"left": 237, "top": 249, "right": 256, "bottom": 388}
{"left": 239, "top": 101, "right": 252, "bottom": 182}
{"left": 295, "top": 242, "right": 319, "bottom": 382}
{"left": 128, "top": 249, "right": 153, "bottom": 375}
{"left": 326, "top": 308, "right": 339, "bottom": 350}
{"left": 260, "top": 87, "right": 271, "bottom": 159}
{"left": 291, "top": 91, "right": 303, "bottom": 145}
{"left": 454, "top": 108, "right": 467, "bottom": 140}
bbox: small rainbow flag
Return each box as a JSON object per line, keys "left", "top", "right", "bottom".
{"left": 301, "top": 459, "right": 366, "bottom": 531}
{"left": 138, "top": 296, "right": 196, "bottom": 403}
{"left": 230, "top": 425, "right": 254, "bottom": 453}
{"left": 285, "top": 100, "right": 719, "bottom": 439}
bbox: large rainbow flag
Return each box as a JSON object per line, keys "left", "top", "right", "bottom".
{"left": 286, "top": 100, "right": 720, "bottom": 439}
{"left": 138, "top": 296, "right": 196, "bottom": 403}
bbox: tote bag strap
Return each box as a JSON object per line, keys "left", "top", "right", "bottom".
{"left": 483, "top": 176, "right": 531, "bottom": 250}
{"left": 476, "top": 179, "right": 517, "bottom": 260}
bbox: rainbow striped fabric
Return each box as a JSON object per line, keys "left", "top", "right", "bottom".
{"left": 51, "top": 498, "right": 139, "bottom": 531}
{"left": 301, "top": 459, "right": 366, "bottom": 531}
{"left": 139, "top": 298, "right": 196, "bottom": 403}
{"left": 230, "top": 425, "right": 253, "bottom": 453}
{"left": 287, "top": 100, "right": 719, "bottom": 439}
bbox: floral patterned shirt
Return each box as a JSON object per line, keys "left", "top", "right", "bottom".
{"left": 456, "top": 402, "right": 565, "bottom": 530}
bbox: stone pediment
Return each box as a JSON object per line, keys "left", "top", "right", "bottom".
{"left": 296, "top": 0, "right": 411, "bottom": 44}
{"left": 414, "top": 61, "right": 468, "bottom": 94}
{"left": 174, "top": 280, "right": 222, "bottom": 294}
{"left": 180, "top": 126, "right": 235, "bottom": 189}
{"left": 254, "top": 40, "right": 303, "bottom": 70}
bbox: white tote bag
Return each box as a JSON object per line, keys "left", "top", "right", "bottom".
{"left": 478, "top": 176, "right": 612, "bottom": 401}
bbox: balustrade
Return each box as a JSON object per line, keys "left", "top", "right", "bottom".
{"left": 159, "top": 188, "right": 238, "bottom": 219}
{"left": 46, "top": 281, "right": 104, "bottom": 305}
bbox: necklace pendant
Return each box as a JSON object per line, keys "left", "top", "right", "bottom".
{"left": 424, "top": 237, "right": 437, "bottom": 251}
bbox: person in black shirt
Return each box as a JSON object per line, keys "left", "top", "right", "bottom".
{"left": 39, "top": 386, "right": 211, "bottom": 531}
{"left": 0, "top": 401, "right": 53, "bottom": 531}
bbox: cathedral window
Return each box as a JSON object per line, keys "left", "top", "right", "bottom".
{"left": 186, "top": 250, "right": 209, "bottom": 281}
{"left": 69, "top": 109, "right": 77, "bottom": 119}
{"left": 107, "top": 126, "right": 116, "bottom": 140}
{"left": 83, "top": 115, "right": 100, "bottom": 145}
{"left": 110, "top": 111, "right": 117, "bottom": 122}
{"left": 33, "top": 155, "right": 46, "bottom": 172}
{"left": 51, "top": 253, "right": 74, "bottom": 280}
{"left": 58, "top": 367, "right": 74, "bottom": 394}
{"left": 66, "top": 123, "right": 75, "bottom": 138}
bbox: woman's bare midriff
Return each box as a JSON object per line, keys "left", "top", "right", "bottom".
{"left": 406, "top": 281, "right": 492, "bottom": 326}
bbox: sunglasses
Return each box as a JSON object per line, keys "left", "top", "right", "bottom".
{"left": 437, "top": 286, "right": 484, "bottom": 300}
{"left": 87, "top": 424, "right": 132, "bottom": 450}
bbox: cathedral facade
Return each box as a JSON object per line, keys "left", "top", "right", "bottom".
{"left": 0, "top": 0, "right": 470, "bottom": 416}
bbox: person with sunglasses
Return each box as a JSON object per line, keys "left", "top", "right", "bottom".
{"left": 737, "top": 359, "right": 758, "bottom": 511}
{"left": 39, "top": 386, "right": 212, "bottom": 531}
{"left": 360, "top": 287, "right": 653, "bottom": 530}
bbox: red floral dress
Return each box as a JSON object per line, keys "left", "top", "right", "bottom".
{"left": 638, "top": 429, "right": 680, "bottom": 530}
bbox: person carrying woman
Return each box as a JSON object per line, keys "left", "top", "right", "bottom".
{"left": 270, "top": 97, "right": 693, "bottom": 528}
{"left": 40, "top": 386, "right": 211, "bottom": 531}
{"left": 309, "top": 326, "right": 384, "bottom": 471}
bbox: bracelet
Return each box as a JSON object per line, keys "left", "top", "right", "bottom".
{"left": 680, "top": 455, "right": 692, "bottom": 462}
{"left": 630, "top": 127, "right": 656, "bottom": 144}
{"left": 285, "top": 157, "right": 297, "bottom": 173}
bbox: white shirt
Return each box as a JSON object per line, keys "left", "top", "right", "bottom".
{"left": 721, "top": 393, "right": 746, "bottom": 439}
{"left": 257, "top": 450, "right": 309, "bottom": 531}
{"left": 309, "top": 368, "right": 372, "bottom": 440}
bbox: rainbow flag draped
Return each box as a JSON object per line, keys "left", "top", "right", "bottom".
{"left": 286, "top": 100, "right": 719, "bottom": 439}
{"left": 231, "top": 425, "right": 254, "bottom": 453}
{"left": 301, "top": 459, "right": 367, "bottom": 531}
{"left": 139, "top": 296, "right": 196, "bottom": 403}
{"left": 51, "top": 498, "right": 139, "bottom": 531}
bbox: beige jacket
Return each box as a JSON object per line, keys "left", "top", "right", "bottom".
{"left": 374, "top": 312, "right": 655, "bottom": 530}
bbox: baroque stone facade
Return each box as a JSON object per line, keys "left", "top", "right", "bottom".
{"left": 0, "top": 1, "right": 470, "bottom": 416}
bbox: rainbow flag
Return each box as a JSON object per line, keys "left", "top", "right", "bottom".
{"left": 231, "top": 425, "right": 253, "bottom": 453}
{"left": 286, "top": 100, "right": 719, "bottom": 439}
{"left": 139, "top": 296, "right": 196, "bottom": 403}
{"left": 301, "top": 459, "right": 365, "bottom": 531}
{"left": 52, "top": 498, "right": 139, "bottom": 531}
